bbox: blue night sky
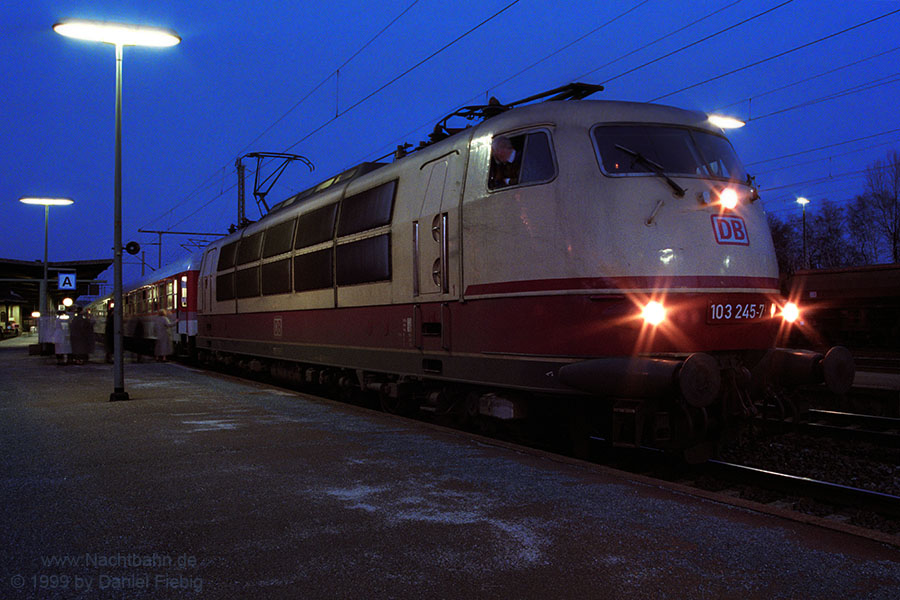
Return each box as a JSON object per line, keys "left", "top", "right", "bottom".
{"left": 2, "top": 1, "right": 899, "bottom": 287}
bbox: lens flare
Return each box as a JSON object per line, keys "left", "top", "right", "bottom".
{"left": 719, "top": 188, "right": 739, "bottom": 210}
{"left": 782, "top": 302, "right": 800, "bottom": 323}
{"left": 642, "top": 301, "right": 666, "bottom": 326}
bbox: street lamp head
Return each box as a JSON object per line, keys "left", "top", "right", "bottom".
{"left": 708, "top": 114, "right": 745, "bottom": 129}
{"left": 53, "top": 19, "right": 180, "bottom": 47}
{"left": 19, "top": 197, "right": 74, "bottom": 206}
{"left": 797, "top": 197, "right": 810, "bottom": 206}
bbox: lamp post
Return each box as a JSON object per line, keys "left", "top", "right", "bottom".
{"left": 54, "top": 19, "right": 180, "bottom": 402}
{"left": 797, "top": 197, "right": 810, "bottom": 269}
{"left": 19, "top": 197, "right": 74, "bottom": 341}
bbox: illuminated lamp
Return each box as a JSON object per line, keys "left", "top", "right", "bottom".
{"left": 782, "top": 302, "right": 800, "bottom": 323}
{"left": 719, "top": 188, "right": 739, "bottom": 210}
{"left": 642, "top": 301, "right": 667, "bottom": 326}
{"left": 708, "top": 115, "right": 745, "bottom": 129}
{"left": 54, "top": 18, "right": 180, "bottom": 402}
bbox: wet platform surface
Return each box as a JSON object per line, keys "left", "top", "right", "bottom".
{"left": 2, "top": 334, "right": 899, "bottom": 599}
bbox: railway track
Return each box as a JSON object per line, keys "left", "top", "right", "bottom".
{"left": 854, "top": 354, "right": 900, "bottom": 374}
{"left": 801, "top": 409, "right": 900, "bottom": 447}
{"left": 702, "top": 460, "right": 900, "bottom": 521}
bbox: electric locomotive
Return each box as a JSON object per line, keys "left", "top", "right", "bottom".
{"left": 194, "top": 83, "right": 853, "bottom": 456}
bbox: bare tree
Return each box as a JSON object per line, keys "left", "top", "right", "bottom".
{"left": 846, "top": 194, "right": 882, "bottom": 264}
{"left": 766, "top": 211, "right": 801, "bottom": 274}
{"left": 807, "top": 200, "right": 862, "bottom": 268}
{"left": 862, "top": 149, "right": 900, "bottom": 262}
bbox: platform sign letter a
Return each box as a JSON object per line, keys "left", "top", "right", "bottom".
{"left": 58, "top": 273, "right": 76, "bottom": 290}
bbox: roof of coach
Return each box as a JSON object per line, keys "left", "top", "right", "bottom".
{"left": 124, "top": 252, "right": 203, "bottom": 290}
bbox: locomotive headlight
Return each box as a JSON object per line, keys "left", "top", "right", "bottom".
{"left": 719, "top": 187, "right": 739, "bottom": 210}
{"left": 782, "top": 302, "right": 800, "bottom": 323}
{"left": 642, "top": 301, "right": 667, "bottom": 326}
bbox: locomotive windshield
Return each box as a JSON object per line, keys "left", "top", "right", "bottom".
{"left": 593, "top": 125, "right": 747, "bottom": 181}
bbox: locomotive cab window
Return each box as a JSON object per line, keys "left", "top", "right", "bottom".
{"left": 593, "top": 124, "right": 747, "bottom": 181}
{"left": 488, "top": 130, "right": 555, "bottom": 190}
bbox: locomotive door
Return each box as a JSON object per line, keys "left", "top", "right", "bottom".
{"left": 415, "top": 157, "right": 452, "bottom": 297}
{"left": 200, "top": 247, "right": 217, "bottom": 315}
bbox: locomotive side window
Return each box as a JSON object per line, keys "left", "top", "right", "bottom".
{"left": 593, "top": 125, "right": 747, "bottom": 181}
{"left": 336, "top": 234, "right": 391, "bottom": 286}
{"left": 263, "top": 219, "right": 296, "bottom": 258}
{"left": 235, "top": 267, "right": 260, "bottom": 298}
{"left": 489, "top": 131, "right": 556, "bottom": 190}
{"left": 337, "top": 180, "right": 396, "bottom": 237}
{"left": 294, "top": 248, "right": 334, "bottom": 292}
{"left": 295, "top": 203, "right": 338, "bottom": 249}
{"left": 216, "top": 273, "right": 235, "bottom": 301}
{"left": 261, "top": 259, "right": 292, "bottom": 295}
{"left": 218, "top": 241, "right": 238, "bottom": 271}
{"left": 236, "top": 232, "right": 263, "bottom": 265}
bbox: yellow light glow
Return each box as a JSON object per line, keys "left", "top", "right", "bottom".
{"left": 782, "top": 302, "right": 800, "bottom": 323}
{"left": 797, "top": 197, "right": 810, "bottom": 206}
{"left": 54, "top": 20, "right": 181, "bottom": 47}
{"left": 62, "top": 298, "right": 74, "bottom": 307}
{"left": 719, "top": 188, "right": 739, "bottom": 210}
{"left": 31, "top": 311, "right": 41, "bottom": 319}
{"left": 19, "top": 197, "right": 73, "bottom": 206}
{"left": 642, "top": 301, "right": 667, "bottom": 326}
{"left": 708, "top": 115, "right": 745, "bottom": 129}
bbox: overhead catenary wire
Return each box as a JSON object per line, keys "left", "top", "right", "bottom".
{"left": 355, "top": 0, "right": 748, "bottom": 171}
{"left": 142, "top": 0, "right": 422, "bottom": 234}
{"left": 649, "top": 7, "right": 900, "bottom": 102}
{"left": 713, "top": 45, "right": 900, "bottom": 113}
{"left": 747, "top": 72, "right": 900, "bottom": 122}
{"left": 600, "top": 0, "right": 796, "bottom": 87}
{"left": 281, "top": 0, "right": 523, "bottom": 154}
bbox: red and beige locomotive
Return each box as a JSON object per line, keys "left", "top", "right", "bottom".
{"left": 113, "top": 84, "right": 858, "bottom": 456}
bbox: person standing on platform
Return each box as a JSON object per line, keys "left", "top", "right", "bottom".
{"left": 50, "top": 311, "right": 72, "bottom": 366}
{"left": 105, "top": 306, "right": 114, "bottom": 363}
{"left": 129, "top": 315, "right": 145, "bottom": 363}
{"left": 153, "top": 309, "right": 174, "bottom": 362}
{"left": 69, "top": 306, "right": 91, "bottom": 365}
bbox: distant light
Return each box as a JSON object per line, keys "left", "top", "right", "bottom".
{"left": 797, "top": 197, "right": 810, "bottom": 206}
{"left": 54, "top": 20, "right": 181, "bottom": 47}
{"left": 782, "top": 302, "right": 800, "bottom": 323}
{"left": 719, "top": 188, "right": 739, "bottom": 210}
{"left": 31, "top": 311, "right": 41, "bottom": 319}
{"left": 62, "top": 297, "right": 74, "bottom": 307}
{"left": 19, "top": 197, "right": 73, "bottom": 206}
{"left": 708, "top": 114, "right": 745, "bottom": 129}
{"left": 642, "top": 301, "right": 667, "bottom": 326}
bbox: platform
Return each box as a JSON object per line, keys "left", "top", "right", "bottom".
{"left": 2, "top": 335, "right": 899, "bottom": 599}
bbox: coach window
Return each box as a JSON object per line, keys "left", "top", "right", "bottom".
{"left": 295, "top": 204, "right": 338, "bottom": 249}
{"left": 337, "top": 180, "right": 396, "bottom": 237}
{"left": 218, "top": 241, "right": 238, "bottom": 271}
{"left": 488, "top": 130, "right": 555, "bottom": 190}
{"left": 263, "top": 219, "right": 296, "bottom": 258}
{"left": 236, "top": 231, "right": 263, "bottom": 265}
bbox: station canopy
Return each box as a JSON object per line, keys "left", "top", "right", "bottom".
{"left": 0, "top": 257, "right": 113, "bottom": 311}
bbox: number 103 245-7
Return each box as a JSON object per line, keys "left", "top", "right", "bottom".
{"left": 708, "top": 302, "right": 768, "bottom": 321}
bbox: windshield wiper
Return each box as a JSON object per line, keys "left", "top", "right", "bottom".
{"left": 615, "top": 144, "right": 686, "bottom": 197}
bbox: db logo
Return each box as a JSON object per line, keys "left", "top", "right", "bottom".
{"left": 711, "top": 214, "right": 750, "bottom": 246}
